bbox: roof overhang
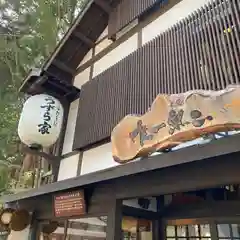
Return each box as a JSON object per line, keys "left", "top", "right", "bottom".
{"left": 19, "top": 0, "right": 120, "bottom": 101}
{"left": 2, "top": 133, "right": 240, "bottom": 203}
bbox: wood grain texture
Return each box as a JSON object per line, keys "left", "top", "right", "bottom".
{"left": 111, "top": 85, "right": 240, "bottom": 163}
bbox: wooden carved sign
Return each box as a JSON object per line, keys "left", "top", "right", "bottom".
{"left": 111, "top": 85, "right": 240, "bottom": 163}
{"left": 53, "top": 190, "right": 86, "bottom": 218}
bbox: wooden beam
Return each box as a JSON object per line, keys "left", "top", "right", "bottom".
{"left": 113, "top": 153, "right": 240, "bottom": 199}
{"left": 94, "top": 0, "right": 112, "bottom": 13}
{"left": 106, "top": 199, "right": 122, "bottom": 240}
{"left": 52, "top": 59, "right": 75, "bottom": 75}
{"left": 3, "top": 134, "right": 240, "bottom": 203}
{"left": 73, "top": 31, "right": 95, "bottom": 47}
{"left": 22, "top": 146, "right": 61, "bottom": 165}
{"left": 161, "top": 201, "right": 240, "bottom": 220}
{"left": 122, "top": 206, "right": 159, "bottom": 220}
{"left": 27, "top": 75, "right": 47, "bottom": 95}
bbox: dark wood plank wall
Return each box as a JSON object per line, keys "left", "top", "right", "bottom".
{"left": 73, "top": 0, "right": 240, "bottom": 150}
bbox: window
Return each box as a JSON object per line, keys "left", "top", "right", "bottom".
{"left": 217, "top": 224, "right": 240, "bottom": 240}
{"left": 37, "top": 217, "right": 107, "bottom": 240}
{"left": 166, "top": 224, "right": 211, "bottom": 240}
{"left": 66, "top": 217, "right": 107, "bottom": 240}
{"left": 38, "top": 220, "right": 66, "bottom": 240}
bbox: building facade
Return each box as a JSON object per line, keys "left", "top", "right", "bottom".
{"left": 2, "top": 0, "right": 240, "bottom": 239}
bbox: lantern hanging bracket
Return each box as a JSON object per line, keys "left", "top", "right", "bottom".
{"left": 22, "top": 146, "right": 62, "bottom": 165}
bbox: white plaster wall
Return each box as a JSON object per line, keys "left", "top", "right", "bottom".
{"left": 79, "top": 49, "right": 93, "bottom": 67}
{"left": 62, "top": 99, "right": 79, "bottom": 155}
{"left": 92, "top": 33, "right": 138, "bottom": 78}
{"left": 95, "top": 27, "right": 112, "bottom": 55}
{"left": 58, "top": 154, "right": 79, "bottom": 181}
{"left": 7, "top": 226, "right": 30, "bottom": 240}
{"left": 95, "top": 37, "right": 112, "bottom": 56}
{"left": 98, "top": 27, "right": 108, "bottom": 41}
{"left": 123, "top": 198, "right": 157, "bottom": 212}
{"left": 74, "top": 28, "right": 110, "bottom": 88}
{"left": 73, "top": 67, "right": 90, "bottom": 89}
{"left": 142, "top": 0, "right": 211, "bottom": 45}
{"left": 80, "top": 143, "right": 119, "bottom": 175}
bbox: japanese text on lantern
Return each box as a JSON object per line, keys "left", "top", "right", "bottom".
{"left": 38, "top": 97, "right": 56, "bottom": 135}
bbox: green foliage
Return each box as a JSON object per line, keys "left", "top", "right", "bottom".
{"left": 0, "top": 0, "right": 87, "bottom": 192}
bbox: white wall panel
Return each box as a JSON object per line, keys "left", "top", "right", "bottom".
{"left": 62, "top": 99, "right": 79, "bottom": 155}
{"left": 58, "top": 154, "right": 80, "bottom": 181}
{"left": 81, "top": 143, "right": 119, "bottom": 175}
{"left": 142, "top": 0, "right": 211, "bottom": 45}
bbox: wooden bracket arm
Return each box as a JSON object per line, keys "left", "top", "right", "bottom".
{"left": 22, "top": 146, "right": 62, "bottom": 165}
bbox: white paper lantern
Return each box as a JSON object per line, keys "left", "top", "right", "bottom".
{"left": 18, "top": 94, "right": 64, "bottom": 148}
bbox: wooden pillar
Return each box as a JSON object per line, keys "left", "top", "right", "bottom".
{"left": 152, "top": 196, "right": 165, "bottom": 240}
{"left": 152, "top": 219, "right": 164, "bottom": 240}
{"left": 29, "top": 219, "right": 38, "bottom": 240}
{"left": 106, "top": 199, "right": 122, "bottom": 240}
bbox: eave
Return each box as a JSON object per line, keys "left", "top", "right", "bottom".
{"left": 2, "top": 133, "right": 240, "bottom": 203}
{"left": 19, "top": 0, "right": 119, "bottom": 101}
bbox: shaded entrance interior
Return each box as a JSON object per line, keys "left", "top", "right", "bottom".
{"left": 37, "top": 185, "right": 240, "bottom": 240}
{"left": 120, "top": 185, "right": 240, "bottom": 240}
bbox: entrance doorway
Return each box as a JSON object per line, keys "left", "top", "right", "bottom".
{"left": 122, "top": 216, "right": 153, "bottom": 240}
{"left": 122, "top": 184, "right": 240, "bottom": 240}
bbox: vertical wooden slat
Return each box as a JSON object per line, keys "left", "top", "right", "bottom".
{"left": 184, "top": 19, "right": 195, "bottom": 90}
{"left": 218, "top": 0, "right": 237, "bottom": 84}
{"left": 182, "top": 20, "right": 191, "bottom": 91}
{"left": 163, "top": 27, "right": 168, "bottom": 93}
{"left": 206, "top": 2, "right": 225, "bottom": 89}
{"left": 146, "top": 42, "right": 153, "bottom": 107}
{"left": 228, "top": 0, "right": 240, "bottom": 84}
{"left": 178, "top": 22, "right": 186, "bottom": 92}
{"left": 73, "top": 0, "right": 240, "bottom": 150}
{"left": 190, "top": 14, "right": 203, "bottom": 89}
{"left": 174, "top": 25, "right": 181, "bottom": 93}
{"left": 159, "top": 33, "right": 165, "bottom": 93}
{"left": 199, "top": 8, "right": 213, "bottom": 90}
{"left": 210, "top": 0, "right": 229, "bottom": 87}
{"left": 202, "top": 5, "right": 220, "bottom": 90}
{"left": 170, "top": 26, "right": 177, "bottom": 93}
{"left": 168, "top": 26, "right": 174, "bottom": 93}
{"left": 215, "top": 0, "right": 234, "bottom": 85}
{"left": 165, "top": 26, "right": 171, "bottom": 93}
{"left": 142, "top": 45, "right": 147, "bottom": 112}
{"left": 195, "top": 10, "right": 208, "bottom": 89}
{"left": 152, "top": 35, "right": 159, "bottom": 98}
{"left": 221, "top": 0, "right": 239, "bottom": 84}
{"left": 136, "top": 49, "right": 142, "bottom": 114}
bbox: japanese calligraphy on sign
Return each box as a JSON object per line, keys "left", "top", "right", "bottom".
{"left": 111, "top": 85, "right": 240, "bottom": 163}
